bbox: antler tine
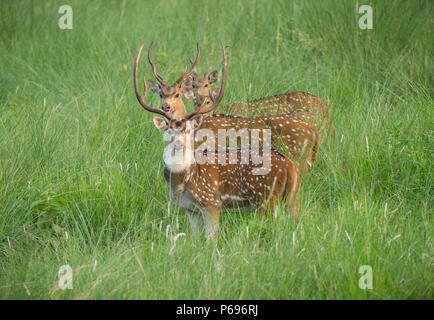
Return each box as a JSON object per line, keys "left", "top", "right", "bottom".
{"left": 134, "top": 44, "right": 172, "bottom": 119}
{"left": 175, "top": 42, "right": 200, "bottom": 84}
{"left": 147, "top": 41, "right": 166, "bottom": 86}
{"left": 188, "top": 57, "right": 198, "bottom": 75}
{"left": 178, "top": 64, "right": 188, "bottom": 81}
{"left": 185, "top": 44, "right": 227, "bottom": 119}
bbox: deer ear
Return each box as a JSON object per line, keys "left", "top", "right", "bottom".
{"left": 192, "top": 116, "right": 203, "bottom": 130}
{"left": 148, "top": 80, "right": 162, "bottom": 96}
{"left": 208, "top": 70, "right": 219, "bottom": 84}
{"left": 211, "top": 88, "right": 221, "bottom": 100}
{"left": 184, "top": 90, "right": 195, "bottom": 101}
{"left": 153, "top": 117, "right": 168, "bottom": 132}
{"left": 181, "top": 77, "right": 192, "bottom": 93}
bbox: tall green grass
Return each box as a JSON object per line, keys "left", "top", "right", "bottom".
{"left": 0, "top": 0, "right": 432, "bottom": 299}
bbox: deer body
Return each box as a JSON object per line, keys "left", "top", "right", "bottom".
{"left": 161, "top": 124, "right": 300, "bottom": 239}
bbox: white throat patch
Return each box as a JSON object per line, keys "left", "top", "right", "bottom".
{"left": 163, "top": 122, "right": 195, "bottom": 173}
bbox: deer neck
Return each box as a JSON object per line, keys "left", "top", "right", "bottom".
{"left": 164, "top": 162, "right": 196, "bottom": 188}
{"left": 172, "top": 102, "right": 188, "bottom": 120}
{"left": 164, "top": 162, "right": 199, "bottom": 213}
{"left": 164, "top": 145, "right": 195, "bottom": 174}
{"left": 163, "top": 150, "right": 197, "bottom": 199}
{"left": 163, "top": 122, "right": 196, "bottom": 175}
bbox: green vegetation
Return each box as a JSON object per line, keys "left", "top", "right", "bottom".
{"left": 0, "top": 0, "right": 432, "bottom": 299}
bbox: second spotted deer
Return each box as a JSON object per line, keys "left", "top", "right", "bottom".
{"left": 186, "top": 63, "right": 334, "bottom": 140}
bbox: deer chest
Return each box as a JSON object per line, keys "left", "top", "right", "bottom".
{"left": 169, "top": 186, "right": 199, "bottom": 212}
{"left": 165, "top": 167, "right": 199, "bottom": 213}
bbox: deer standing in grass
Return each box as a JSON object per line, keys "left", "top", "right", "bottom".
{"left": 185, "top": 63, "right": 334, "bottom": 140}
{"left": 134, "top": 43, "right": 300, "bottom": 240}
{"left": 147, "top": 44, "right": 320, "bottom": 174}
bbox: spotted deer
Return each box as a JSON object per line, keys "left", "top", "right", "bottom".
{"left": 185, "top": 64, "right": 334, "bottom": 140}
{"left": 134, "top": 43, "right": 300, "bottom": 240}
{"left": 147, "top": 45, "right": 320, "bottom": 174}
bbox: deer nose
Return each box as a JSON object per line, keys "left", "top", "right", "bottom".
{"left": 162, "top": 104, "right": 170, "bottom": 112}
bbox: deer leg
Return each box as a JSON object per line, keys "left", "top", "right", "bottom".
{"left": 202, "top": 202, "right": 222, "bottom": 241}
{"left": 332, "top": 124, "right": 337, "bottom": 138}
{"left": 293, "top": 192, "right": 300, "bottom": 220}
{"left": 286, "top": 165, "right": 301, "bottom": 220}
{"left": 267, "top": 196, "right": 281, "bottom": 219}
{"left": 256, "top": 176, "right": 286, "bottom": 218}
{"left": 327, "top": 109, "right": 338, "bottom": 139}
{"left": 299, "top": 139, "right": 310, "bottom": 174}
{"left": 310, "top": 129, "right": 321, "bottom": 167}
{"left": 188, "top": 212, "right": 204, "bottom": 237}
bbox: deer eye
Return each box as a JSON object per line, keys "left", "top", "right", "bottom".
{"left": 175, "top": 93, "right": 180, "bottom": 98}
{"left": 159, "top": 94, "right": 163, "bottom": 98}
{"left": 204, "top": 84, "right": 208, "bottom": 87}
{"left": 207, "top": 101, "right": 210, "bottom": 105}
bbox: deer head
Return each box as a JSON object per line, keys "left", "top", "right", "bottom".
{"left": 184, "top": 61, "right": 221, "bottom": 108}
{"left": 146, "top": 42, "right": 200, "bottom": 120}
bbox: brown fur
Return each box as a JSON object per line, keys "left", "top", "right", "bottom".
{"left": 195, "top": 113, "right": 320, "bottom": 174}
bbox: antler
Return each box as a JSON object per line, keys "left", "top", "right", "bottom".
{"left": 188, "top": 57, "right": 198, "bottom": 75}
{"left": 134, "top": 44, "right": 172, "bottom": 119}
{"left": 148, "top": 42, "right": 167, "bottom": 86}
{"left": 175, "top": 42, "right": 200, "bottom": 85}
{"left": 188, "top": 56, "right": 212, "bottom": 79}
{"left": 185, "top": 44, "right": 227, "bottom": 119}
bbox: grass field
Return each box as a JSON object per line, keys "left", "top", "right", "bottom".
{"left": 0, "top": 0, "right": 432, "bottom": 299}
